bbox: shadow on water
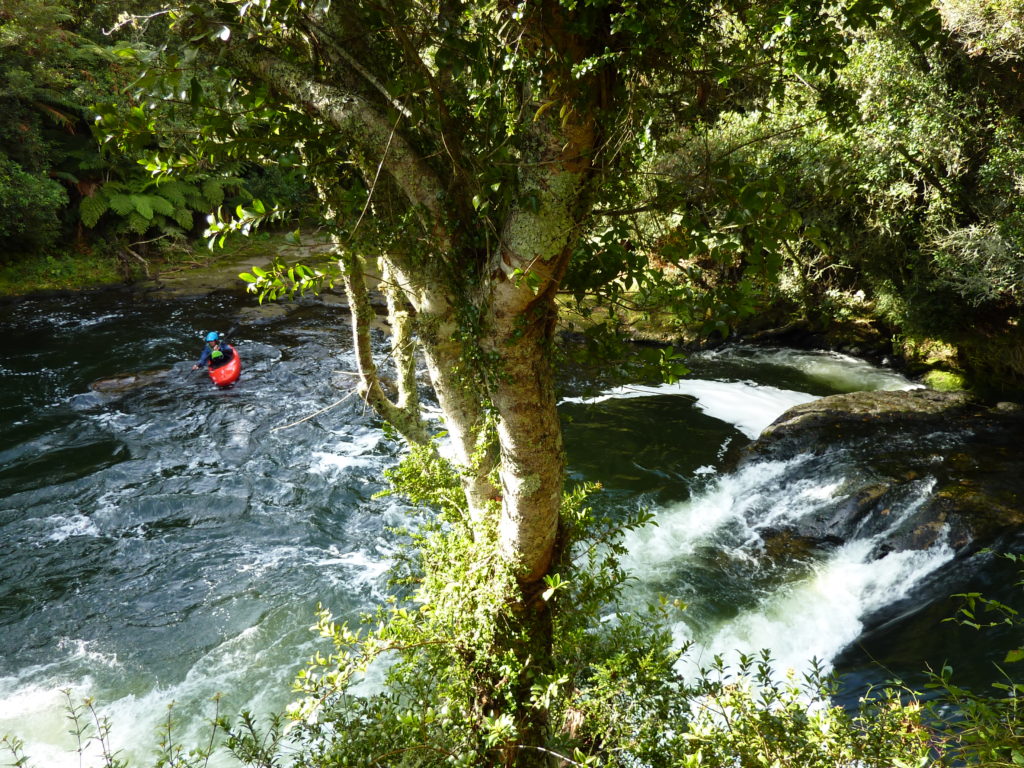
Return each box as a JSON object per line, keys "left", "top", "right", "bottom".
{"left": 562, "top": 394, "right": 745, "bottom": 504}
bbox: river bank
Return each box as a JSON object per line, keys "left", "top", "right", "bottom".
{"left": 0, "top": 231, "right": 313, "bottom": 302}
{"left": 2, "top": 234, "right": 1003, "bottom": 396}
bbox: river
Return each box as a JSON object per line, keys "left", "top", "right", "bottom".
{"left": 1, "top": 288, "right": 1021, "bottom": 765}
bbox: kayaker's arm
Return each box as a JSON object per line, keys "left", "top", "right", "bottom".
{"left": 194, "top": 346, "right": 213, "bottom": 369}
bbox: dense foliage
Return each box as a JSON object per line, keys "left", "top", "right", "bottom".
{"left": 3, "top": 0, "right": 1022, "bottom": 388}
{"left": 0, "top": 0, "right": 308, "bottom": 282}
{"left": 625, "top": 0, "right": 1024, "bottom": 386}
{"left": 0, "top": 0, "right": 98, "bottom": 255}
{"left": 2, "top": 0, "right": 1024, "bottom": 766}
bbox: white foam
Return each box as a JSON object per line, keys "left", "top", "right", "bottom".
{"left": 43, "top": 513, "right": 100, "bottom": 542}
{"left": 236, "top": 544, "right": 305, "bottom": 576}
{"left": 563, "top": 380, "right": 819, "bottom": 439}
{"left": 694, "top": 346, "right": 922, "bottom": 393}
{"left": 346, "top": 431, "right": 385, "bottom": 454}
{"left": 676, "top": 539, "right": 953, "bottom": 679}
{"left": 624, "top": 455, "right": 954, "bottom": 681}
{"left": 0, "top": 683, "right": 86, "bottom": 767}
{"left": 313, "top": 546, "right": 392, "bottom": 586}
{"left": 309, "top": 430, "right": 387, "bottom": 475}
{"left": 0, "top": 618, "right": 311, "bottom": 768}
{"left": 54, "top": 637, "right": 122, "bottom": 669}
{"left": 622, "top": 458, "right": 811, "bottom": 574}
{"left": 310, "top": 451, "right": 378, "bottom": 474}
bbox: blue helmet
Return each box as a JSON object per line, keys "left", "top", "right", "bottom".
{"left": 205, "top": 331, "right": 220, "bottom": 342}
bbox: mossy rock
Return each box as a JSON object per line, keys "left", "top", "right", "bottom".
{"left": 756, "top": 389, "right": 976, "bottom": 446}
{"left": 922, "top": 369, "right": 968, "bottom": 392}
{"left": 91, "top": 368, "right": 170, "bottom": 394}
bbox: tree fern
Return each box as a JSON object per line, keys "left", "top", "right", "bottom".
{"left": 79, "top": 193, "right": 108, "bottom": 228}
{"left": 157, "top": 180, "right": 189, "bottom": 208}
{"left": 173, "top": 207, "right": 194, "bottom": 230}
{"left": 147, "top": 194, "right": 175, "bottom": 217}
{"left": 125, "top": 211, "right": 150, "bottom": 234}
{"left": 131, "top": 195, "right": 153, "bottom": 220}
{"left": 201, "top": 178, "right": 224, "bottom": 207}
{"left": 107, "top": 193, "right": 135, "bottom": 216}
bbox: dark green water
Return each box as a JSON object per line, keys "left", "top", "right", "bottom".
{"left": 0, "top": 289, "right": 1020, "bottom": 763}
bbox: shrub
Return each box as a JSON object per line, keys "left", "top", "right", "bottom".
{"left": 0, "top": 154, "right": 68, "bottom": 255}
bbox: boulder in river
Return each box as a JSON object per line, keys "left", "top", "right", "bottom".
{"left": 90, "top": 368, "right": 171, "bottom": 394}
{"left": 743, "top": 389, "right": 1024, "bottom": 557}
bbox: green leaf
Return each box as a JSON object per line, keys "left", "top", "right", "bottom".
{"left": 202, "top": 179, "right": 224, "bottom": 207}
{"left": 132, "top": 195, "right": 154, "bottom": 220}
{"left": 126, "top": 211, "right": 150, "bottom": 234}
{"left": 148, "top": 195, "right": 175, "bottom": 217}
{"left": 173, "top": 208, "right": 194, "bottom": 230}
{"left": 533, "top": 99, "right": 558, "bottom": 121}
{"left": 1004, "top": 648, "right": 1024, "bottom": 663}
{"left": 189, "top": 76, "right": 202, "bottom": 106}
{"left": 108, "top": 194, "right": 135, "bottom": 216}
{"left": 79, "top": 194, "right": 108, "bottom": 228}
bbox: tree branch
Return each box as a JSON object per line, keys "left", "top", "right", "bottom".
{"left": 339, "top": 248, "right": 430, "bottom": 445}
{"left": 223, "top": 40, "right": 449, "bottom": 228}
{"left": 380, "top": 260, "right": 420, "bottom": 413}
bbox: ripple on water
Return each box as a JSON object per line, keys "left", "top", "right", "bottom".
{"left": 2, "top": 297, "right": 1011, "bottom": 765}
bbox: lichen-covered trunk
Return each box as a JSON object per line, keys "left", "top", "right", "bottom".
{"left": 486, "top": 161, "right": 592, "bottom": 583}
{"left": 420, "top": 335, "right": 502, "bottom": 519}
{"left": 383, "top": 259, "right": 501, "bottom": 521}
{"left": 489, "top": 302, "right": 565, "bottom": 584}
{"left": 339, "top": 250, "right": 429, "bottom": 444}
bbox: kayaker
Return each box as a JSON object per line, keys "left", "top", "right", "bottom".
{"left": 192, "top": 331, "right": 235, "bottom": 371}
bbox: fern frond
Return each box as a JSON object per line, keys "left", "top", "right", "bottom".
{"left": 79, "top": 194, "right": 108, "bottom": 228}
{"left": 173, "top": 208, "right": 194, "bottom": 230}
{"left": 125, "top": 211, "right": 150, "bottom": 234}
{"left": 157, "top": 181, "right": 187, "bottom": 208}
{"left": 131, "top": 194, "right": 153, "bottom": 220}
{"left": 180, "top": 182, "right": 205, "bottom": 208}
{"left": 201, "top": 179, "right": 224, "bottom": 207}
{"left": 108, "top": 193, "right": 134, "bottom": 216}
{"left": 32, "top": 100, "right": 77, "bottom": 128}
{"left": 147, "top": 195, "right": 175, "bottom": 217}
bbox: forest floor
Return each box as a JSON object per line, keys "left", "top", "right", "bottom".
{"left": 0, "top": 230, "right": 330, "bottom": 300}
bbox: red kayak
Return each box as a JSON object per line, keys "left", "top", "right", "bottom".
{"left": 209, "top": 345, "right": 241, "bottom": 387}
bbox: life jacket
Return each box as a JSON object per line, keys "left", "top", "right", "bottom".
{"left": 209, "top": 343, "right": 234, "bottom": 369}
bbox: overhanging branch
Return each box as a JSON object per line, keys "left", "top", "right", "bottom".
{"left": 224, "top": 40, "right": 449, "bottom": 226}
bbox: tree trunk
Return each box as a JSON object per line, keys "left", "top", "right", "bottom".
{"left": 383, "top": 257, "right": 502, "bottom": 524}
{"left": 484, "top": 131, "right": 594, "bottom": 582}
{"left": 489, "top": 301, "right": 565, "bottom": 583}
{"left": 339, "top": 249, "right": 429, "bottom": 444}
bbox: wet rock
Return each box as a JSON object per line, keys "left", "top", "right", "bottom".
{"left": 744, "top": 389, "right": 1024, "bottom": 557}
{"left": 758, "top": 527, "right": 843, "bottom": 562}
{"left": 757, "top": 389, "right": 976, "bottom": 449}
{"left": 90, "top": 368, "right": 170, "bottom": 394}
